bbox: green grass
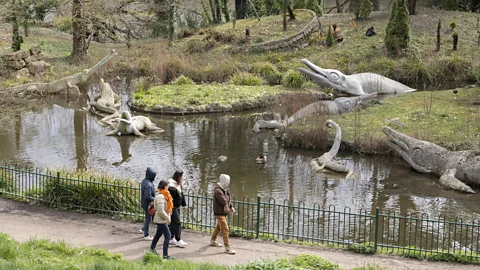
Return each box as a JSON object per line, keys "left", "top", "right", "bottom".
{"left": 133, "top": 84, "right": 298, "bottom": 110}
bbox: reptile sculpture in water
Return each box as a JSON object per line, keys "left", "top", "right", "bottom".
{"left": 106, "top": 111, "right": 164, "bottom": 137}
{"left": 382, "top": 127, "right": 479, "bottom": 193}
{"left": 311, "top": 119, "right": 355, "bottom": 179}
{"left": 299, "top": 59, "right": 416, "bottom": 96}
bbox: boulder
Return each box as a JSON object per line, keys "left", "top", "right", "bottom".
{"left": 3, "top": 50, "right": 30, "bottom": 61}
{"left": 29, "top": 46, "right": 41, "bottom": 55}
{"left": 24, "top": 55, "right": 40, "bottom": 64}
{"left": 6, "top": 59, "right": 26, "bottom": 70}
{"left": 14, "top": 68, "right": 30, "bottom": 79}
{"left": 27, "top": 61, "right": 51, "bottom": 76}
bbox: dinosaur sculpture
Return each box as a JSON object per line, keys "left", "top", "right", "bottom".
{"left": 299, "top": 59, "right": 416, "bottom": 96}
{"left": 252, "top": 93, "right": 376, "bottom": 132}
{"left": 310, "top": 120, "right": 355, "bottom": 179}
{"left": 87, "top": 78, "right": 121, "bottom": 115}
{"left": 6, "top": 50, "right": 116, "bottom": 95}
{"left": 106, "top": 111, "right": 164, "bottom": 137}
{"left": 382, "top": 127, "right": 479, "bottom": 193}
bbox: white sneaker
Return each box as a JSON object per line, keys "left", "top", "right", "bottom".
{"left": 176, "top": 239, "right": 187, "bottom": 248}
{"left": 225, "top": 246, "right": 236, "bottom": 254}
{"left": 144, "top": 236, "right": 153, "bottom": 241}
{"left": 210, "top": 240, "right": 223, "bottom": 247}
{"left": 169, "top": 239, "right": 177, "bottom": 245}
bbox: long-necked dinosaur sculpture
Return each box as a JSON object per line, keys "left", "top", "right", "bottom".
{"left": 6, "top": 50, "right": 116, "bottom": 95}
{"left": 311, "top": 120, "right": 355, "bottom": 179}
{"left": 252, "top": 93, "right": 376, "bottom": 132}
{"left": 299, "top": 59, "right": 416, "bottom": 96}
{"left": 382, "top": 127, "right": 478, "bottom": 193}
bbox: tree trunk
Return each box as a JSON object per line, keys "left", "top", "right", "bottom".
{"left": 209, "top": 0, "right": 217, "bottom": 23}
{"left": 222, "top": 0, "right": 230, "bottom": 21}
{"left": 435, "top": 19, "right": 441, "bottom": 52}
{"left": 336, "top": 0, "right": 343, "bottom": 13}
{"left": 12, "top": 15, "right": 21, "bottom": 51}
{"left": 214, "top": 0, "right": 222, "bottom": 23}
{"left": 372, "top": 0, "right": 380, "bottom": 11}
{"left": 168, "top": 3, "right": 175, "bottom": 42}
{"left": 72, "top": 0, "right": 87, "bottom": 61}
{"left": 23, "top": 18, "right": 28, "bottom": 37}
{"left": 287, "top": 4, "right": 295, "bottom": 20}
{"left": 235, "top": 0, "right": 247, "bottom": 19}
{"left": 408, "top": 0, "right": 416, "bottom": 15}
{"left": 283, "top": 0, "right": 287, "bottom": 31}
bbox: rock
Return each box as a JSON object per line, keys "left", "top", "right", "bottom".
{"left": 27, "top": 61, "right": 51, "bottom": 76}
{"left": 14, "top": 68, "right": 30, "bottom": 79}
{"left": 218, "top": 155, "right": 227, "bottom": 162}
{"left": 3, "top": 50, "right": 30, "bottom": 61}
{"left": 6, "top": 59, "right": 26, "bottom": 70}
{"left": 29, "top": 46, "right": 41, "bottom": 55}
{"left": 24, "top": 55, "right": 40, "bottom": 64}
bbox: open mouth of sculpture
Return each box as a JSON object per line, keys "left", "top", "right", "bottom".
{"left": 300, "top": 59, "right": 328, "bottom": 78}
{"left": 382, "top": 127, "right": 411, "bottom": 156}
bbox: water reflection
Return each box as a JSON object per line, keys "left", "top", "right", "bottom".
{"left": 0, "top": 81, "right": 479, "bottom": 222}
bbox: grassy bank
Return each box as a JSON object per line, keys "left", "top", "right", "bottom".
{"left": 285, "top": 88, "right": 480, "bottom": 153}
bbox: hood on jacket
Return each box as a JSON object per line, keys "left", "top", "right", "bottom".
{"left": 145, "top": 167, "right": 157, "bottom": 181}
{"left": 218, "top": 174, "right": 230, "bottom": 189}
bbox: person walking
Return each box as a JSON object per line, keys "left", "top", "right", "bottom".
{"left": 210, "top": 174, "right": 236, "bottom": 254}
{"left": 150, "top": 180, "right": 173, "bottom": 259}
{"left": 168, "top": 170, "right": 188, "bottom": 248}
{"left": 140, "top": 167, "right": 157, "bottom": 240}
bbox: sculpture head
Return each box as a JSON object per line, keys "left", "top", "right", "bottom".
{"left": 121, "top": 111, "right": 132, "bottom": 121}
{"left": 382, "top": 127, "right": 448, "bottom": 174}
{"left": 299, "top": 59, "right": 365, "bottom": 96}
{"left": 332, "top": 93, "right": 377, "bottom": 114}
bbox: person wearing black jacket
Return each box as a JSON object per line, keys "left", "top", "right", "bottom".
{"left": 140, "top": 167, "right": 157, "bottom": 240}
{"left": 168, "top": 170, "right": 187, "bottom": 248}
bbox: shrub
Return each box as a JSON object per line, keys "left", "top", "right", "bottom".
{"left": 52, "top": 17, "right": 72, "bottom": 33}
{"left": 349, "top": 0, "right": 373, "bottom": 19}
{"left": 441, "top": 0, "right": 458, "bottom": 10}
{"left": 346, "top": 242, "right": 376, "bottom": 254}
{"left": 385, "top": 0, "right": 410, "bottom": 55}
{"left": 171, "top": 75, "right": 195, "bottom": 85}
{"left": 250, "top": 62, "right": 282, "bottom": 85}
{"left": 185, "top": 39, "right": 216, "bottom": 54}
{"left": 231, "top": 73, "right": 263, "bottom": 86}
{"left": 400, "top": 58, "right": 432, "bottom": 88}
{"left": 282, "top": 70, "right": 306, "bottom": 88}
{"left": 306, "top": 0, "right": 323, "bottom": 16}
{"left": 326, "top": 25, "right": 334, "bottom": 47}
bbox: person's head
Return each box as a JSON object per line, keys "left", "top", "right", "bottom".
{"left": 172, "top": 170, "right": 184, "bottom": 184}
{"left": 158, "top": 180, "right": 169, "bottom": 190}
{"left": 219, "top": 174, "right": 230, "bottom": 189}
{"left": 145, "top": 167, "right": 157, "bottom": 181}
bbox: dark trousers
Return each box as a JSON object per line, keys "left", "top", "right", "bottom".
{"left": 142, "top": 208, "right": 152, "bottom": 237}
{"left": 150, "top": 223, "right": 171, "bottom": 257}
{"left": 169, "top": 207, "right": 182, "bottom": 241}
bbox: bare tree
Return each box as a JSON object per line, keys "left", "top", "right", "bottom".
{"left": 72, "top": 0, "right": 87, "bottom": 61}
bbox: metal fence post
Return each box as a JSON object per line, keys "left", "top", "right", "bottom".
{"left": 56, "top": 171, "right": 61, "bottom": 208}
{"left": 256, "top": 196, "right": 261, "bottom": 239}
{"left": 374, "top": 207, "right": 379, "bottom": 253}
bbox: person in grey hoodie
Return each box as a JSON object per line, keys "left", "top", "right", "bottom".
{"left": 140, "top": 167, "right": 157, "bottom": 240}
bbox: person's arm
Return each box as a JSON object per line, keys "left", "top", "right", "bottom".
{"left": 227, "top": 190, "right": 235, "bottom": 213}
{"left": 156, "top": 197, "right": 170, "bottom": 222}
{"left": 181, "top": 192, "right": 187, "bottom": 207}
{"left": 146, "top": 184, "right": 155, "bottom": 203}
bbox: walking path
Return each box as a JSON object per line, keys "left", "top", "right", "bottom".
{"left": 0, "top": 198, "right": 476, "bottom": 269}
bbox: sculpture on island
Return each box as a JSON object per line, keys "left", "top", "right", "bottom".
{"left": 6, "top": 50, "right": 116, "bottom": 95}
{"left": 311, "top": 120, "right": 355, "bottom": 179}
{"left": 252, "top": 93, "right": 377, "bottom": 132}
{"left": 299, "top": 59, "right": 416, "bottom": 96}
{"left": 382, "top": 127, "right": 479, "bottom": 193}
{"left": 106, "top": 111, "right": 164, "bottom": 137}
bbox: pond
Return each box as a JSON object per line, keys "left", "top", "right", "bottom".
{"left": 0, "top": 78, "right": 479, "bottom": 223}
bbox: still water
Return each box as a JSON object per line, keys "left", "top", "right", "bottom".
{"left": 0, "top": 79, "right": 479, "bottom": 221}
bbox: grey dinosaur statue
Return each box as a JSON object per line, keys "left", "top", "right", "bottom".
{"left": 299, "top": 59, "right": 416, "bottom": 96}
{"left": 6, "top": 50, "right": 116, "bottom": 95}
{"left": 252, "top": 93, "right": 376, "bottom": 132}
{"left": 87, "top": 78, "right": 121, "bottom": 115}
{"left": 106, "top": 111, "right": 164, "bottom": 137}
{"left": 311, "top": 120, "right": 355, "bottom": 179}
{"left": 382, "top": 127, "right": 479, "bottom": 193}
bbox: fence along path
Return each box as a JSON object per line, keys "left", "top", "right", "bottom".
{"left": 0, "top": 164, "right": 479, "bottom": 262}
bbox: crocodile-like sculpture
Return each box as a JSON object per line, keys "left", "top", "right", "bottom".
{"left": 107, "top": 111, "right": 164, "bottom": 137}
{"left": 6, "top": 50, "right": 116, "bottom": 95}
{"left": 382, "top": 127, "right": 479, "bottom": 193}
{"left": 252, "top": 93, "right": 376, "bottom": 132}
{"left": 311, "top": 120, "right": 354, "bottom": 179}
{"left": 299, "top": 59, "right": 416, "bottom": 96}
{"left": 88, "top": 78, "right": 121, "bottom": 115}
